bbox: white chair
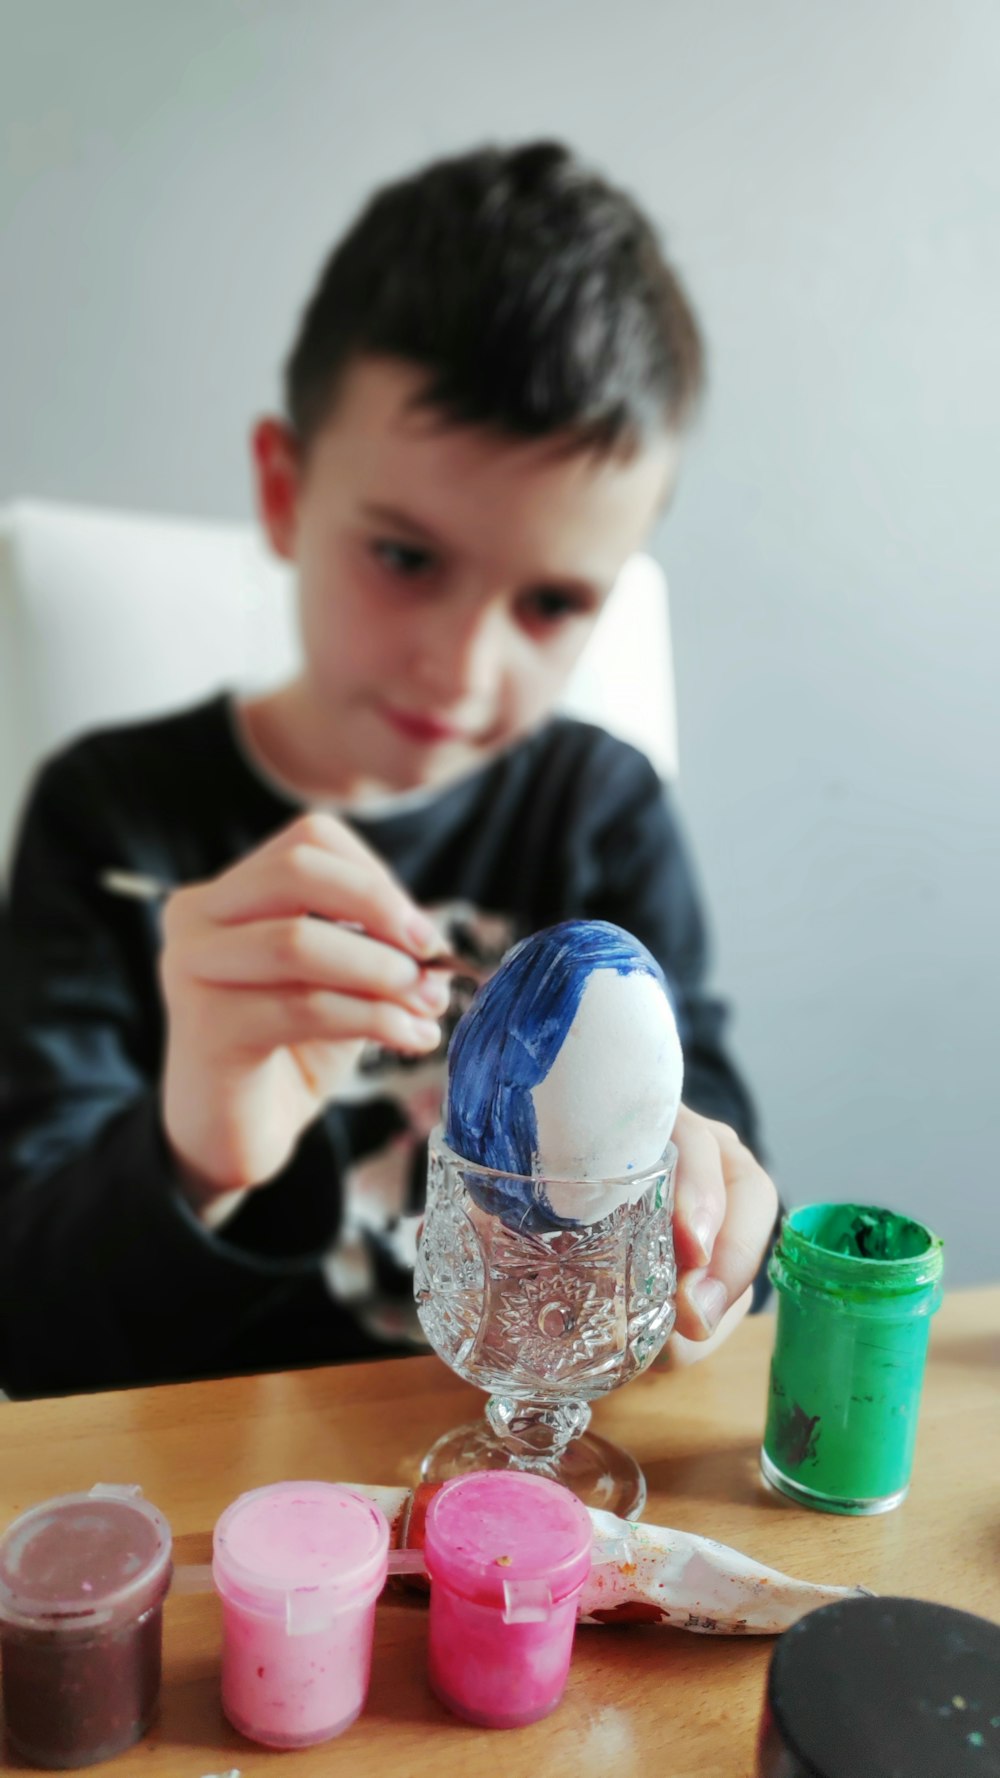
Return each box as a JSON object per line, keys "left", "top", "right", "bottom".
{"left": 0, "top": 499, "right": 678, "bottom": 871}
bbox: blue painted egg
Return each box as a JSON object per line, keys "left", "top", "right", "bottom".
{"left": 444, "top": 919, "right": 683, "bottom": 1230}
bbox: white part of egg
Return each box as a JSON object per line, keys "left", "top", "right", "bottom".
{"left": 530, "top": 967, "right": 683, "bottom": 1221}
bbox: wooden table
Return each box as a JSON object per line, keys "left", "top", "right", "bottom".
{"left": 1, "top": 1286, "right": 997, "bottom": 1777}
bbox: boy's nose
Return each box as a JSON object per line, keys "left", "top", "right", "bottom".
{"left": 412, "top": 601, "right": 506, "bottom": 712}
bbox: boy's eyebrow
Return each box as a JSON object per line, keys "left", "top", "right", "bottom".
{"left": 361, "top": 501, "right": 442, "bottom": 543}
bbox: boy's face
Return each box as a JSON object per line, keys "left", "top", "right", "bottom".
{"left": 255, "top": 358, "right": 677, "bottom": 797}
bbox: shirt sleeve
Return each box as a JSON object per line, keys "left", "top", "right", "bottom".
{"left": 574, "top": 739, "right": 777, "bottom": 1306}
{"left": 0, "top": 748, "right": 345, "bottom": 1396}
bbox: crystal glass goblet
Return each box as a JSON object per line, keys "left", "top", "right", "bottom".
{"left": 414, "top": 1126, "right": 678, "bottom": 1517}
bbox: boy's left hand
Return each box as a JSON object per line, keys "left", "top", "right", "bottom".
{"left": 663, "top": 1104, "right": 779, "bottom": 1366}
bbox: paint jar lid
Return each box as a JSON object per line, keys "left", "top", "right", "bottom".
{"left": 0, "top": 1485, "right": 173, "bottom": 1635}
{"left": 424, "top": 1471, "right": 592, "bottom": 1617}
{"left": 213, "top": 1482, "right": 389, "bottom": 1632}
{"left": 759, "top": 1595, "right": 1000, "bottom": 1777}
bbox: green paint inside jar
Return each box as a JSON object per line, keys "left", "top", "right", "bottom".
{"left": 761, "top": 1203, "right": 943, "bottom": 1515}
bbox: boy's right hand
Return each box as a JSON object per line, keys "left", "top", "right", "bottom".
{"left": 159, "top": 812, "right": 450, "bottom": 1211}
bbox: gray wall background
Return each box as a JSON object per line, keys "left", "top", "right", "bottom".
{"left": 2, "top": 0, "right": 997, "bottom": 1281}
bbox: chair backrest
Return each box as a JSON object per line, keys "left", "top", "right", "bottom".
{"left": 0, "top": 499, "right": 677, "bottom": 869}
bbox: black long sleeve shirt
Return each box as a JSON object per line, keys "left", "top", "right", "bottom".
{"left": 0, "top": 695, "right": 764, "bottom": 1397}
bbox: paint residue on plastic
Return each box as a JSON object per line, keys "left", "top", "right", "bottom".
{"left": 772, "top": 1401, "right": 821, "bottom": 1469}
{"left": 819, "top": 1205, "right": 931, "bottom": 1262}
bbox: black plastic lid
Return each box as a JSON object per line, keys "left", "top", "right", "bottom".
{"left": 760, "top": 1595, "right": 1000, "bottom": 1777}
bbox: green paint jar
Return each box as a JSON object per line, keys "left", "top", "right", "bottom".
{"left": 760, "top": 1203, "right": 943, "bottom": 1515}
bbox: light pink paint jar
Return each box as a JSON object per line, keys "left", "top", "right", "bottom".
{"left": 424, "top": 1470, "right": 593, "bottom": 1728}
{"left": 212, "top": 1481, "right": 389, "bottom": 1748}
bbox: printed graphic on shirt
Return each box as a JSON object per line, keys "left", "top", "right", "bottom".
{"left": 320, "top": 902, "right": 518, "bottom": 1344}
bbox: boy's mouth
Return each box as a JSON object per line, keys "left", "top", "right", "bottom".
{"left": 380, "top": 703, "right": 478, "bottom": 746}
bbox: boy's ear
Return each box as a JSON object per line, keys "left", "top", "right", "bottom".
{"left": 251, "top": 417, "right": 300, "bottom": 561}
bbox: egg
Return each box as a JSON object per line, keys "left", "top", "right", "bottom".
{"left": 444, "top": 919, "right": 683, "bottom": 1230}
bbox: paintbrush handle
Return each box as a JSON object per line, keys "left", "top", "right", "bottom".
{"left": 97, "top": 869, "right": 472, "bottom": 976}
{"left": 99, "top": 869, "right": 171, "bottom": 901}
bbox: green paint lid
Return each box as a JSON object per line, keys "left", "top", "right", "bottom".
{"left": 758, "top": 1595, "right": 1000, "bottom": 1776}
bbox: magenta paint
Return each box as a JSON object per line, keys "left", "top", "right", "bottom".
{"left": 423, "top": 1470, "right": 592, "bottom": 1728}
{"left": 0, "top": 1485, "right": 172, "bottom": 1769}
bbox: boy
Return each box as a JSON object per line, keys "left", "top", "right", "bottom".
{"left": 0, "top": 141, "right": 777, "bottom": 1397}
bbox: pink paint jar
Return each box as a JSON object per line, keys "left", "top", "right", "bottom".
{"left": 0, "top": 1484, "right": 172, "bottom": 1769}
{"left": 424, "top": 1470, "right": 593, "bottom": 1728}
{"left": 212, "top": 1481, "right": 389, "bottom": 1748}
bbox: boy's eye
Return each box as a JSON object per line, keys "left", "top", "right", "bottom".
{"left": 372, "top": 539, "right": 436, "bottom": 579}
{"left": 521, "top": 588, "right": 592, "bottom": 627}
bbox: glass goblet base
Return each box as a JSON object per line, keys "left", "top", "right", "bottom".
{"left": 419, "top": 1418, "right": 646, "bottom": 1518}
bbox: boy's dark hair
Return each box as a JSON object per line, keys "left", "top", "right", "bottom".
{"left": 285, "top": 141, "right": 704, "bottom": 455}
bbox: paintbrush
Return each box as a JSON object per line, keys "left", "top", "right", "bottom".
{"left": 97, "top": 869, "right": 478, "bottom": 976}
{"left": 98, "top": 867, "right": 483, "bottom": 1097}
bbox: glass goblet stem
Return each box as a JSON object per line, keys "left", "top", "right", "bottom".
{"left": 484, "top": 1395, "right": 592, "bottom": 1470}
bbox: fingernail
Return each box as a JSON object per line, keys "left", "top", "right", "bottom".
{"left": 406, "top": 1016, "right": 441, "bottom": 1048}
{"left": 412, "top": 973, "right": 450, "bottom": 1011}
{"left": 690, "top": 1210, "right": 716, "bottom": 1266}
{"left": 405, "top": 914, "right": 441, "bottom": 958}
{"left": 689, "top": 1275, "right": 729, "bottom": 1334}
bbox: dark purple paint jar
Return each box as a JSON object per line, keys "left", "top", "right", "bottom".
{"left": 757, "top": 1594, "right": 1000, "bottom": 1777}
{"left": 0, "top": 1485, "right": 173, "bottom": 1769}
